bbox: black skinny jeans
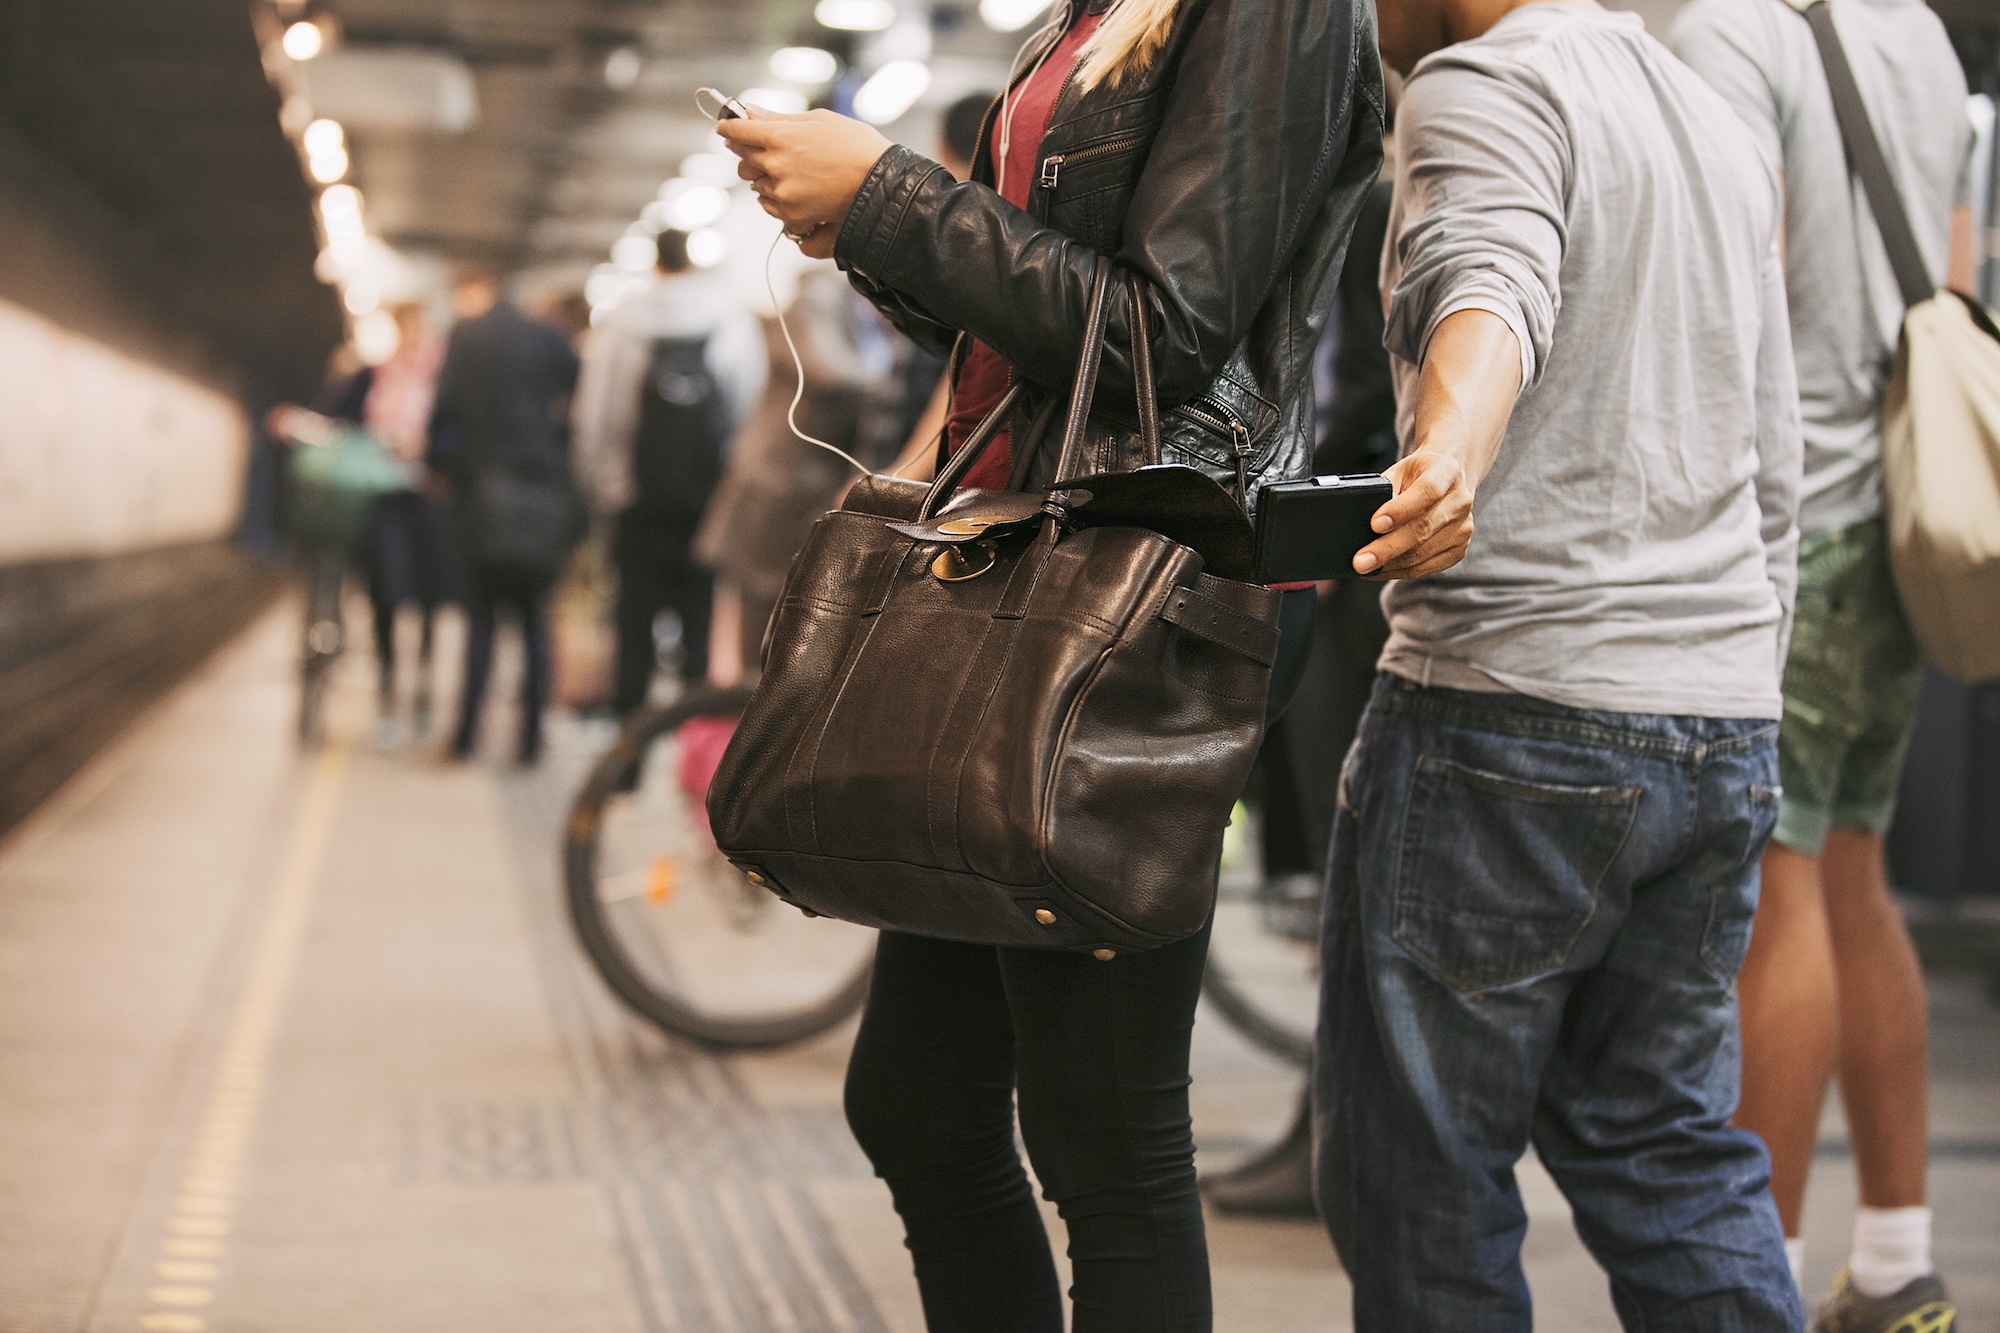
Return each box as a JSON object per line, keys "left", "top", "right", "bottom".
{"left": 843, "top": 590, "right": 1315, "bottom": 1333}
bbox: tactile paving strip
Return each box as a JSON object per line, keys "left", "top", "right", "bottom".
{"left": 500, "top": 767, "right": 890, "bottom": 1333}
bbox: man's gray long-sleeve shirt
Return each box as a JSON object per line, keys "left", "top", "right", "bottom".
{"left": 1378, "top": 3, "right": 1802, "bottom": 719}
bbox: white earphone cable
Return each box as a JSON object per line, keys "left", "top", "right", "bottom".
{"left": 766, "top": 9, "right": 1068, "bottom": 481}
{"left": 767, "top": 231, "right": 874, "bottom": 477}
{"left": 995, "top": 3, "right": 1068, "bottom": 198}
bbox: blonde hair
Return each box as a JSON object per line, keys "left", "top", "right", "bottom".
{"left": 1074, "top": 0, "right": 1181, "bottom": 92}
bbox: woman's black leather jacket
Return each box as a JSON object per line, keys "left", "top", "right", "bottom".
{"left": 834, "top": 0, "right": 1386, "bottom": 512}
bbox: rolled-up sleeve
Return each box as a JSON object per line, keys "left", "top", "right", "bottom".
{"left": 1382, "top": 58, "right": 1569, "bottom": 389}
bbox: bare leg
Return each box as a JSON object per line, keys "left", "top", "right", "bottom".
{"left": 1734, "top": 841, "right": 1838, "bottom": 1235}
{"left": 1820, "top": 827, "right": 1929, "bottom": 1209}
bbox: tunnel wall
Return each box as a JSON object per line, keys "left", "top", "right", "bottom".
{"left": 0, "top": 132, "right": 279, "bottom": 841}
{"left": 0, "top": 296, "right": 248, "bottom": 564}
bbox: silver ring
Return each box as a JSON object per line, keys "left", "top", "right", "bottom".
{"left": 783, "top": 223, "right": 822, "bottom": 243}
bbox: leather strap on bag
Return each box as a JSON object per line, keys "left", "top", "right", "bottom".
{"left": 1128, "top": 274, "right": 1162, "bottom": 466}
{"left": 918, "top": 258, "right": 1164, "bottom": 519}
{"left": 1787, "top": 0, "right": 1935, "bottom": 310}
{"left": 1160, "top": 577, "right": 1281, "bottom": 666}
{"left": 1053, "top": 259, "right": 1118, "bottom": 483}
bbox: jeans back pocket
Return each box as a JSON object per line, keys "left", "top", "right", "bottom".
{"left": 1392, "top": 755, "right": 1641, "bottom": 992}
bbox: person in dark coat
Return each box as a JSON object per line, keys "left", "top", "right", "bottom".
{"left": 427, "top": 272, "right": 581, "bottom": 765}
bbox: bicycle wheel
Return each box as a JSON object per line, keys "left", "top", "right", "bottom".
{"left": 564, "top": 687, "right": 876, "bottom": 1048}
{"left": 1203, "top": 801, "right": 1316, "bottom": 1067}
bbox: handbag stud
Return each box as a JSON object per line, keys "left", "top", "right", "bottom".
{"left": 931, "top": 543, "right": 998, "bottom": 582}
{"left": 1034, "top": 909, "right": 1057, "bottom": 925}
{"left": 1092, "top": 948, "right": 1117, "bottom": 961}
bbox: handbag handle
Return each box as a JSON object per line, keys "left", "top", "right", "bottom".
{"left": 919, "top": 259, "right": 1163, "bottom": 520}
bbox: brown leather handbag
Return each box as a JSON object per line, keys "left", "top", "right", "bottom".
{"left": 706, "top": 261, "right": 1281, "bottom": 956}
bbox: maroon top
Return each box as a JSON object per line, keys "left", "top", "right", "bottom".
{"left": 944, "top": 11, "right": 1104, "bottom": 491}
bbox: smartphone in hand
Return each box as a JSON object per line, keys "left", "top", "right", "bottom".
{"left": 694, "top": 88, "right": 749, "bottom": 121}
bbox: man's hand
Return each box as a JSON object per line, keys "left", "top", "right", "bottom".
{"left": 1353, "top": 450, "right": 1474, "bottom": 577}
{"left": 717, "top": 107, "right": 893, "bottom": 260}
{"left": 1353, "top": 307, "right": 1522, "bottom": 579}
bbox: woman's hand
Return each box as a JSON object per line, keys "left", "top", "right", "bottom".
{"left": 717, "top": 107, "right": 893, "bottom": 260}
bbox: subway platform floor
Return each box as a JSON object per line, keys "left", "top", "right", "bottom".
{"left": 0, "top": 604, "right": 1995, "bottom": 1333}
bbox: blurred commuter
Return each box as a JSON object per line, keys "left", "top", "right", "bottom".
{"left": 572, "top": 229, "right": 761, "bottom": 711}
{"left": 1203, "top": 173, "right": 1397, "bottom": 1219}
{"left": 540, "top": 290, "right": 593, "bottom": 349}
{"left": 428, "top": 272, "right": 582, "bottom": 765}
{"left": 1672, "top": 5, "right": 1976, "bottom": 1326}
{"left": 358, "top": 302, "right": 449, "bottom": 746}
{"left": 1310, "top": 0, "right": 1805, "bottom": 1326}
{"left": 693, "top": 264, "right": 869, "bottom": 677}
{"left": 719, "top": 0, "right": 1383, "bottom": 1324}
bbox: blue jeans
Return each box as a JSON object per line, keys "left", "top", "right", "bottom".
{"left": 1313, "top": 676, "right": 1800, "bottom": 1332}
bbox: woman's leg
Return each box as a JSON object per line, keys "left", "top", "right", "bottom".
{"left": 845, "top": 932, "right": 1063, "bottom": 1333}
{"left": 1002, "top": 921, "right": 1215, "bottom": 1333}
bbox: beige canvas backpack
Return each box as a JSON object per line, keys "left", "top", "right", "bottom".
{"left": 1796, "top": 0, "right": 2000, "bottom": 682}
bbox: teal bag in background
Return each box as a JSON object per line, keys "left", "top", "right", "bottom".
{"left": 285, "top": 424, "right": 412, "bottom": 551}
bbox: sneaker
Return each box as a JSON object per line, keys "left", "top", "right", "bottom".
{"left": 1811, "top": 1269, "right": 1956, "bottom": 1333}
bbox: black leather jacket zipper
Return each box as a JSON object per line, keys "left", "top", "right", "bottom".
{"left": 1039, "top": 130, "right": 1149, "bottom": 192}
{"left": 1175, "top": 396, "right": 1255, "bottom": 501}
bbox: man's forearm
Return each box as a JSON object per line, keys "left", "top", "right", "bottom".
{"left": 1411, "top": 307, "right": 1522, "bottom": 486}
{"left": 1350, "top": 308, "right": 1521, "bottom": 578}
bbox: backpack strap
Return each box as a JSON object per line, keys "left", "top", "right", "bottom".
{"left": 1784, "top": 0, "right": 1935, "bottom": 310}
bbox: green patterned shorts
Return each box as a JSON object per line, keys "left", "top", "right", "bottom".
{"left": 1773, "top": 517, "right": 1924, "bottom": 854}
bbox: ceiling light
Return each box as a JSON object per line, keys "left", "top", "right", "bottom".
{"left": 739, "top": 87, "right": 808, "bottom": 115}
{"left": 307, "top": 145, "right": 349, "bottom": 183}
{"left": 352, "top": 308, "right": 401, "bottom": 364}
{"left": 814, "top": 0, "right": 896, "bottom": 32}
{"left": 663, "top": 182, "right": 729, "bottom": 230}
{"left": 612, "top": 234, "right": 658, "bottom": 272}
{"left": 586, "top": 264, "right": 647, "bottom": 308}
{"left": 769, "top": 46, "right": 838, "bottom": 84}
{"left": 852, "top": 60, "right": 930, "bottom": 125}
{"left": 281, "top": 20, "right": 324, "bottom": 61}
{"left": 302, "top": 118, "right": 344, "bottom": 156}
{"left": 687, "top": 229, "right": 727, "bottom": 269}
{"left": 979, "top": 0, "right": 1055, "bottom": 32}
{"left": 679, "top": 152, "right": 740, "bottom": 187}
{"left": 604, "top": 46, "right": 642, "bottom": 90}
{"left": 318, "top": 183, "right": 363, "bottom": 221}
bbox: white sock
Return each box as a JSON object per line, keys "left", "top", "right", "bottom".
{"left": 1786, "top": 1237, "right": 1807, "bottom": 1293}
{"left": 1848, "top": 1205, "right": 1932, "bottom": 1298}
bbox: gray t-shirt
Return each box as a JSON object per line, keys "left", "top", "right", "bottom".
{"left": 1378, "top": 3, "right": 1801, "bottom": 719}
{"left": 1671, "top": 0, "right": 1971, "bottom": 537}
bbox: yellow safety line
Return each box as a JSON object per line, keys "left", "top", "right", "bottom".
{"left": 137, "top": 741, "right": 350, "bottom": 1332}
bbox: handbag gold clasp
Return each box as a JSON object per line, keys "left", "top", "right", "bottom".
{"left": 936, "top": 515, "right": 1001, "bottom": 536}
{"left": 932, "top": 543, "right": 997, "bottom": 582}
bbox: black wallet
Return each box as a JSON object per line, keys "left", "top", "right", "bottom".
{"left": 1252, "top": 474, "right": 1395, "bottom": 582}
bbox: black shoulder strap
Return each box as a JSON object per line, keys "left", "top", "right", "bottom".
{"left": 1789, "top": 0, "right": 1935, "bottom": 309}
